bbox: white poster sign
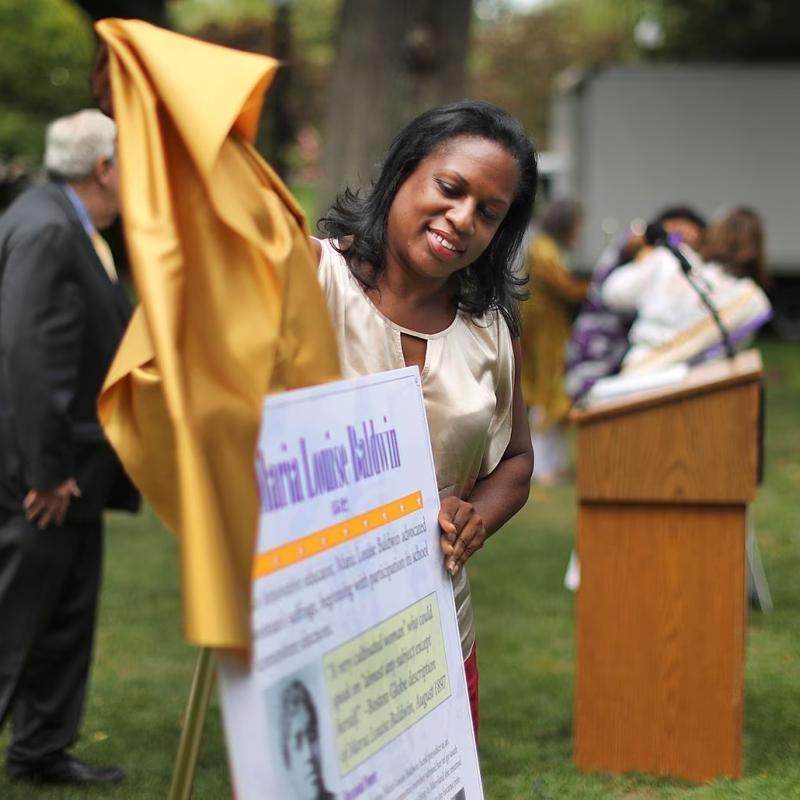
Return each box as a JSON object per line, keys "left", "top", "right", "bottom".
{"left": 218, "top": 368, "right": 483, "bottom": 800}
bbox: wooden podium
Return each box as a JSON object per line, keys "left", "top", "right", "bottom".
{"left": 571, "top": 350, "right": 763, "bottom": 782}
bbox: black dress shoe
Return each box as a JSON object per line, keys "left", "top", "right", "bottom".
{"left": 8, "top": 754, "right": 125, "bottom": 785}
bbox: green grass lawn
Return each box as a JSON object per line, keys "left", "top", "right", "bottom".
{"left": 471, "top": 337, "right": 800, "bottom": 800}
{"left": 1, "top": 336, "right": 798, "bottom": 798}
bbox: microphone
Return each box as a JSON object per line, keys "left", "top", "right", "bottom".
{"left": 645, "top": 223, "right": 735, "bottom": 360}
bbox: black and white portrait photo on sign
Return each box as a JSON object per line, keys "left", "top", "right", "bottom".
{"left": 265, "top": 667, "right": 336, "bottom": 800}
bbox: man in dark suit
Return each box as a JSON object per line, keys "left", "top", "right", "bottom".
{"left": 0, "top": 109, "right": 138, "bottom": 786}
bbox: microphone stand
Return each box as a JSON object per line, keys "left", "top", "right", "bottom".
{"left": 662, "top": 241, "right": 736, "bottom": 361}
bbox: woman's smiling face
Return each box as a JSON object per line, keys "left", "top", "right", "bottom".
{"left": 385, "top": 134, "right": 520, "bottom": 285}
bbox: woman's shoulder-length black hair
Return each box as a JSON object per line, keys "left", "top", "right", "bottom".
{"left": 318, "top": 100, "right": 538, "bottom": 336}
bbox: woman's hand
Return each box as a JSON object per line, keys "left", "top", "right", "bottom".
{"left": 435, "top": 337, "right": 533, "bottom": 575}
{"left": 438, "top": 496, "right": 487, "bottom": 575}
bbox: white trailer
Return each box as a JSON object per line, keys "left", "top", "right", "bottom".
{"left": 547, "top": 64, "right": 800, "bottom": 338}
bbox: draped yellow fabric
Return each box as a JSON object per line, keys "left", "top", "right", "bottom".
{"left": 96, "top": 19, "right": 341, "bottom": 650}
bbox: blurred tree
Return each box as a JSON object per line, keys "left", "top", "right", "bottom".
{"left": 171, "top": 0, "right": 277, "bottom": 30}
{"left": 178, "top": 1, "right": 338, "bottom": 180}
{"left": 71, "top": 0, "right": 168, "bottom": 25}
{"left": 269, "top": 1, "right": 293, "bottom": 178}
{"left": 469, "top": 1, "right": 628, "bottom": 149}
{"left": 193, "top": 10, "right": 292, "bottom": 178}
{"left": 658, "top": 0, "right": 800, "bottom": 60}
{"left": 0, "top": 0, "right": 94, "bottom": 163}
{"left": 316, "top": 0, "right": 472, "bottom": 220}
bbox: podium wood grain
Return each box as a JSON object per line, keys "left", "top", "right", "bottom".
{"left": 571, "top": 351, "right": 761, "bottom": 782}
{"left": 574, "top": 504, "right": 745, "bottom": 781}
{"left": 573, "top": 352, "right": 761, "bottom": 504}
{"left": 576, "top": 382, "right": 759, "bottom": 503}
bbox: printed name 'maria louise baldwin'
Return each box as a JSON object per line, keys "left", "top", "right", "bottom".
{"left": 256, "top": 418, "right": 402, "bottom": 512}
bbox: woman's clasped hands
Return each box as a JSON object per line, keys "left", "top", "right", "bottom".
{"left": 438, "top": 495, "right": 487, "bottom": 575}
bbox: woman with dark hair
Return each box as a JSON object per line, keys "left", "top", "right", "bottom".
{"left": 312, "top": 100, "right": 537, "bottom": 742}
{"left": 519, "top": 199, "right": 589, "bottom": 485}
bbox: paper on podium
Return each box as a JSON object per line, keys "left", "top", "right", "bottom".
{"left": 586, "top": 363, "right": 689, "bottom": 404}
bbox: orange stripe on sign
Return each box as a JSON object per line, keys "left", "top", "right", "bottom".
{"left": 252, "top": 491, "right": 423, "bottom": 579}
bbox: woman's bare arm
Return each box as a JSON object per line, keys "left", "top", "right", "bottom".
{"left": 439, "top": 337, "right": 533, "bottom": 573}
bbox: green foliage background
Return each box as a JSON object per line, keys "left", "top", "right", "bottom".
{"left": 0, "top": 0, "right": 93, "bottom": 163}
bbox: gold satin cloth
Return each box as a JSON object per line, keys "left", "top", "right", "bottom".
{"left": 96, "top": 20, "right": 340, "bottom": 650}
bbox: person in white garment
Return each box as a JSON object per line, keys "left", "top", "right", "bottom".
{"left": 602, "top": 206, "right": 771, "bottom": 374}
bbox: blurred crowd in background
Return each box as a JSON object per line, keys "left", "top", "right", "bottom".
{"left": 520, "top": 199, "right": 772, "bottom": 484}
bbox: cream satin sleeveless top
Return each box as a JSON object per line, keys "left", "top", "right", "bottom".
{"left": 317, "top": 239, "right": 515, "bottom": 658}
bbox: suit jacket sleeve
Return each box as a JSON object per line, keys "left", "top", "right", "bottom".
{"left": 0, "top": 222, "right": 85, "bottom": 489}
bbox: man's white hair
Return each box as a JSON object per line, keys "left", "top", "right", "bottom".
{"left": 44, "top": 109, "right": 116, "bottom": 181}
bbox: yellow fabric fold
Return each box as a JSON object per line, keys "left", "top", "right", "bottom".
{"left": 96, "top": 19, "right": 340, "bottom": 650}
